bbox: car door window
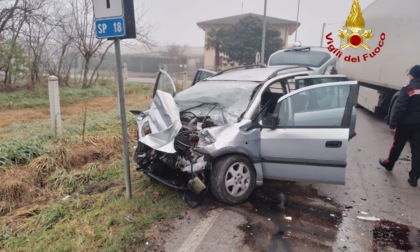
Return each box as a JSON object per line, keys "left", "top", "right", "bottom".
{"left": 260, "top": 82, "right": 285, "bottom": 116}
{"left": 192, "top": 69, "right": 216, "bottom": 86}
{"left": 153, "top": 70, "right": 176, "bottom": 98}
{"left": 276, "top": 85, "right": 351, "bottom": 127}
{"left": 295, "top": 75, "right": 348, "bottom": 89}
{"left": 191, "top": 69, "right": 216, "bottom": 86}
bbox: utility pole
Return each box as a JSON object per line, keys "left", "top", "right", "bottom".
{"left": 294, "top": 0, "right": 301, "bottom": 42}
{"left": 320, "top": 22, "right": 326, "bottom": 47}
{"left": 261, "top": 0, "right": 267, "bottom": 64}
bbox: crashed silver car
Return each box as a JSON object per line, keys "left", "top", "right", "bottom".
{"left": 132, "top": 66, "right": 358, "bottom": 205}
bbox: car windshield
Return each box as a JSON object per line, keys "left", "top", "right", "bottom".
{"left": 269, "top": 50, "right": 331, "bottom": 68}
{"left": 174, "top": 81, "right": 260, "bottom": 125}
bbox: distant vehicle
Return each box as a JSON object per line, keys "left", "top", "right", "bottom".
{"left": 267, "top": 46, "right": 338, "bottom": 75}
{"left": 337, "top": 0, "right": 420, "bottom": 122}
{"left": 131, "top": 66, "right": 358, "bottom": 205}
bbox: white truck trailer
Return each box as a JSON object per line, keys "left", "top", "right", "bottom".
{"left": 337, "top": 0, "right": 420, "bottom": 119}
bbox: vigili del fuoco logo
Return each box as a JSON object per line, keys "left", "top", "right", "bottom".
{"left": 325, "top": 0, "right": 386, "bottom": 63}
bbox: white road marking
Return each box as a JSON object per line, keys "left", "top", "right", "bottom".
{"left": 177, "top": 209, "right": 221, "bottom": 252}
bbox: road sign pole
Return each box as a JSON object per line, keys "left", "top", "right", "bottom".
{"left": 93, "top": 0, "right": 136, "bottom": 200}
{"left": 114, "top": 38, "right": 132, "bottom": 199}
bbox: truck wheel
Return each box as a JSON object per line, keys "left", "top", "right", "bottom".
{"left": 387, "top": 92, "right": 400, "bottom": 124}
{"left": 211, "top": 155, "right": 256, "bottom": 205}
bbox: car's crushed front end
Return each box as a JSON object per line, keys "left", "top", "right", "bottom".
{"left": 131, "top": 67, "right": 358, "bottom": 205}
{"left": 133, "top": 81, "right": 260, "bottom": 205}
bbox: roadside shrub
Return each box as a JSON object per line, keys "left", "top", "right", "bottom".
{"left": 0, "top": 138, "right": 44, "bottom": 167}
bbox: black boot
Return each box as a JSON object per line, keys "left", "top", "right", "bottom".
{"left": 408, "top": 177, "right": 418, "bottom": 187}
{"left": 379, "top": 158, "right": 394, "bottom": 171}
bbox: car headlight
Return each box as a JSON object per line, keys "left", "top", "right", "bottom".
{"left": 141, "top": 121, "right": 151, "bottom": 137}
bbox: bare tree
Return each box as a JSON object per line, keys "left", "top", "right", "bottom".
{"left": 163, "top": 44, "right": 190, "bottom": 66}
{"left": 0, "top": 0, "right": 49, "bottom": 85}
{"left": 0, "top": 37, "right": 29, "bottom": 85}
{"left": 0, "top": 0, "right": 156, "bottom": 87}
{"left": 41, "top": 3, "right": 76, "bottom": 86}
{"left": 0, "top": 0, "right": 20, "bottom": 36}
{"left": 69, "top": 0, "right": 112, "bottom": 88}
{"left": 42, "top": 33, "right": 74, "bottom": 86}
{"left": 0, "top": 9, "right": 26, "bottom": 84}
{"left": 21, "top": 0, "right": 59, "bottom": 86}
{"left": 124, "top": 1, "right": 156, "bottom": 49}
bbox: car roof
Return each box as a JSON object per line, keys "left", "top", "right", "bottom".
{"left": 267, "top": 46, "right": 336, "bottom": 69}
{"left": 271, "top": 46, "right": 330, "bottom": 54}
{"left": 295, "top": 74, "right": 347, "bottom": 80}
{"left": 207, "top": 66, "right": 313, "bottom": 82}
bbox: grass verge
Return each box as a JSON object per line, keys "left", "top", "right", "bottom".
{"left": 0, "top": 82, "right": 187, "bottom": 251}
{"left": 0, "top": 81, "right": 154, "bottom": 110}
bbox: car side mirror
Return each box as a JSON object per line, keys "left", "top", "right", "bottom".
{"left": 260, "top": 116, "right": 277, "bottom": 129}
{"left": 130, "top": 110, "right": 143, "bottom": 116}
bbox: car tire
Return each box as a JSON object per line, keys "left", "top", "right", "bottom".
{"left": 210, "top": 155, "right": 256, "bottom": 205}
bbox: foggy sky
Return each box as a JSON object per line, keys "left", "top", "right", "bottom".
{"left": 140, "top": 0, "right": 376, "bottom": 48}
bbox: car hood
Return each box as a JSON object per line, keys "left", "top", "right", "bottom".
{"left": 137, "top": 90, "right": 182, "bottom": 153}
{"left": 137, "top": 82, "right": 258, "bottom": 153}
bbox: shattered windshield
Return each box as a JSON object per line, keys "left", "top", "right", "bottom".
{"left": 174, "top": 81, "right": 260, "bottom": 125}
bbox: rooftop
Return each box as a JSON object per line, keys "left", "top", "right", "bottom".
{"left": 197, "top": 13, "right": 300, "bottom": 28}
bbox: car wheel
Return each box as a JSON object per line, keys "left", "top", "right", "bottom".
{"left": 211, "top": 155, "right": 256, "bottom": 205}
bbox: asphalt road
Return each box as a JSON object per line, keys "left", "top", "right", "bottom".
{"left": 317, "top": 107, "right": 420, "bottom": 252}
{"left": 147, "top": 108, "right": 420, "bottom": 252}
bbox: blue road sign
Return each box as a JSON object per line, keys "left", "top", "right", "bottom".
{"left": 95, "top": 17, "right": 126, "bottom": 39}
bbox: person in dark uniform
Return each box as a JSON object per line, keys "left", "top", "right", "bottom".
{"left": 379, "top": 65, "right": 420, "bottom": 187}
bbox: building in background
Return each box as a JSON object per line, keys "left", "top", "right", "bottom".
{"left": 197, "top": 13, "right": 300, "bottom": 70}
{"left": 82, "top": 45, "right": 205, "bottom": 81}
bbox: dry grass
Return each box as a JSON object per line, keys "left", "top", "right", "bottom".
{"left": 0, "top": 95, "right": 143, "bottom": 140}
{"left": 0, "top": 136, "right": 116, "bottom": 216}
{"left": 0, "top": 203, "right": 47, "bottom": 236}
{"left": 69, "top": 135, "right": 123, "bottom": 169}
{"left": 47, "top": 168, "right": 92, "bottom": 194}
{"left": 51, "top": 144, "right": 69, "bottom": 169}
{"left": 1, "top": 134, "right": 123, "bottom": 207}
{"left": 27, "top": 155, "right": 60, "bottom": 188}
{"left": 84, "top": 135, "right": 123, "bottom": 156}
{"left": 0, "top": 84, "right": 187, "bottom": 251}
{"left": 0, "top": 169, "right": 29, "bottom": 203}
{"left": 0, "top": 201, "right": 8, "bottom": 216}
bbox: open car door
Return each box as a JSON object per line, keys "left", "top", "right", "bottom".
{"left": 152, "top": 70, "right": 177, "bottom": 98}
{"left": 259, "top": 81, "right": 358, "bottom": 185}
